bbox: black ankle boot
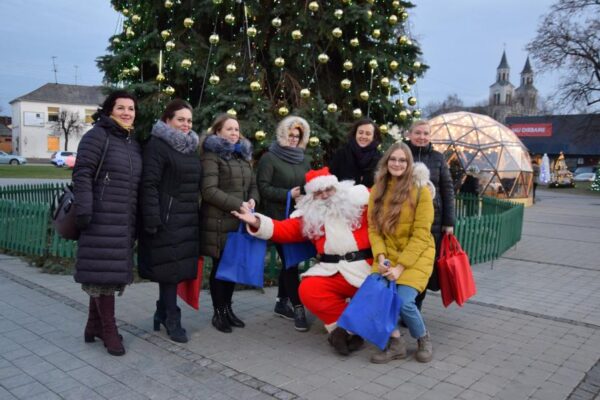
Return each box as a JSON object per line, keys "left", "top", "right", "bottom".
{"left": 225, "top": 303, "right": 245, "bottom": 328}
{"left": 153, "top": 300, "right": 166, "bottom": 331}
{"left": 212, "top": 306, "right": 232, "bottom": 333}
{"left": 165, "top": 307, "right": 188, "bottom": 343}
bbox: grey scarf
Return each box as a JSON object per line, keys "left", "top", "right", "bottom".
{"left": 151, "top": 120, "right": 199, "bottom": 154}
{"left": 268, "top": 142, "right": 305, "bottom": 164}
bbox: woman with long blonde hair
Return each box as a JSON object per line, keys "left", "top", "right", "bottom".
{"left": 368, "top": 142, "right": 436, "bottom": 364}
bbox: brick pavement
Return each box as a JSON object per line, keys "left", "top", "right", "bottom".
{"left": 1, "top": 187, "right": 600, "bottom": 399}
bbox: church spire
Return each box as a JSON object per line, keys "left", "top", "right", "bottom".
{"left": 498, "top": 50, "right": 509, "bottom": 69}
{"left": 521, "top": 56, "right": 533, "bottom": 74}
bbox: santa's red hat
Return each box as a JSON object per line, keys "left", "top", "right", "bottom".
{"left": 304, "top": 167, "right": 339, "bottom": 194}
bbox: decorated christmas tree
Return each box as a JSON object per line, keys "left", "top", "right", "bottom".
{"left": 97, "top": 0, "right": 426, "bottom": 160}
{"left": 590, "top": 161, "right": 600, "bottom": 192}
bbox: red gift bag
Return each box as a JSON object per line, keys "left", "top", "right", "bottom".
{"left": 438, "top": 234, "right": 477, "bottom": 307}
{"left": 437, "top": 234, "right": 456, "bottom": 307}
{"left": 177, "top": 258, "right": 203, "bottom": 310}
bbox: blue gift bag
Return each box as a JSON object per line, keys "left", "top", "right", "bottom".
{"left": 281, "top": 191, "right": 316, "bottom": 269}
{"left": 338, "top": 274, "right": 403, "bottom": 350}
{"left": 216, "top": 223, "right": 267, "bottom": 287}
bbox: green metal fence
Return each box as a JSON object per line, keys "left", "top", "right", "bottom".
{"left": 0, "top": 184, "right": 524, "bottom": 270}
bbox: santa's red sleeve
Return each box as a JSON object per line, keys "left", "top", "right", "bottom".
{"left": 248, "top": 213, "right": 307, "bottom": 243}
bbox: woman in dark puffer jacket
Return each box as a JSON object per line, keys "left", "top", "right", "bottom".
{"left": 138, "top": 99, "right": 201, "bottom": 344}
{"left": 73, "top": 91, "right": 142, "bottom": 356}
{"left": 405, "top": 119, "right": 455, "bottom": 309}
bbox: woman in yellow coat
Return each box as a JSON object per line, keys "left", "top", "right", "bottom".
{"left": 368, "top": 142, "right": 436, "bottom": 364}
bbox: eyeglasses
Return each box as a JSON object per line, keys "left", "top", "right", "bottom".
{"left": 313, "top": 187, "right": 335, "bottom": 197}
{"left": 388, "top": 157, "right": 408, "bottom": 164}
{"left": 288, "top": 134, "right": 301, "bottom": 139}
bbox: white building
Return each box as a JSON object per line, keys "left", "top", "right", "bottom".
{"left": 10, "top": 83, "right": 105, "bottom": 158}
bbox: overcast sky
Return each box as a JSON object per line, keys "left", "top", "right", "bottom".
{"left": 0, "top": 0, "right": 558, "bottom": 116}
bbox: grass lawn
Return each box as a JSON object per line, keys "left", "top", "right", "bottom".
{"left": 0, "top": 165, "right": 72, "bottom": 179}
{"left": 542, "top": 181, "right": 599, "bottom": 196}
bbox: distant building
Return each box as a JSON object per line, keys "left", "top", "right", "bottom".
{"left": 489, "top": 51, "right": 538, "bottom": 123}
{"left": 10, "top": 83, "right": 105, "bottom": 158}
{"left": 0, "top": 117, "right": 11, "bottom": 153}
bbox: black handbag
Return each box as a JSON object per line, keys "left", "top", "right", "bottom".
{"left": 51, "top": 134, "right": 109, "bottom": 240}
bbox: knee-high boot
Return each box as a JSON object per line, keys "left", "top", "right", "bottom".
{"left": 95, "top": 295, "right": 125, "bottom": 356}
{"left": 84, "top": 296, "right": 103, "bottom": 343}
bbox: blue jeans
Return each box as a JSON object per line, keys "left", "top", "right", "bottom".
{"left": 397, "top": 285, "right": 427, "bottom": 339}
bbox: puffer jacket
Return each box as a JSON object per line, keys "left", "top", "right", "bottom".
{"left": 138, "top": 121, "right": 201, "bottom": 283}
{"left": 73, "top": 116, "right": 142, "bottom": 285}
{"left": 406, "top": 140, "right": 455, "bottom": 290}
{"left": 198, "top": 134, "right": 259, "bottom": 258}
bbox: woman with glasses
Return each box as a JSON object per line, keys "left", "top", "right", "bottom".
{"left": 329, "top": 119, "right": 382, "bottom": 188}
{"left": 256, "top": 116, "right": 312, "bottom": 331}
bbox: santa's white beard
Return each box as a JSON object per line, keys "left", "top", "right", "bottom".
{"left": 296, "top": 181, "right": 364, "bottom": 240}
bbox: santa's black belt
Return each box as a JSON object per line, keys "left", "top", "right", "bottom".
{"left": 318, "top": 249, "right": 373, "bottom": 263}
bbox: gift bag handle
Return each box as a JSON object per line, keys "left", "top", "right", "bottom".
{"left": 446, "top": 233, "right": 465, "bottom": 254}
{"left": 285, "top": 190, "right": 293, "bottom": 218}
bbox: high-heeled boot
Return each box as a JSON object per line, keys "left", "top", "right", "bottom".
{"left": 212, "top": 306, "right": 232, "bottom": 333}
{"left": 84, "top": 296, "right": 102, "bottom": 343}
{"left": 165, "top": 307, "right": 188, "bottom": 343}
{"left": 153, "top": 300, "right": 167, "bottom": 331}
{"left": 96, "top": 295, "right": 125, "bottom": 356}
{"left": 225, "top": 303, "right": 245, "bottom": 328}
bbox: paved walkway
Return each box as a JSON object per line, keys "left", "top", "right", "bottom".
{"left": 1, "top": 188, "right": 600, "bottom": 399}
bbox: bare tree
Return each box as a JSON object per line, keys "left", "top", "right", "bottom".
{"left": 423, "top": 94, "right": 466, "bottom": 118}
{"left": 53, "top": 110, "right": 83, "bottom": 151}
{"left": 527, "top": 0, "right": 600, "bottom": 111}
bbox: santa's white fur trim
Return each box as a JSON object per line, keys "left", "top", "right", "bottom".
{"left": 304, "top": 175, "right": 339, "bottom": 194}
{"left": 245, "top": 213, "right": 274, "bottom": 240}
{"left": 346, "top": 183, "right": 370, "bottom": 207}
{"left": 324, "top": 321, "right": 337, "bottom": 333}
{"left": 413, "top": 162, "right": 436, "bottom": 199}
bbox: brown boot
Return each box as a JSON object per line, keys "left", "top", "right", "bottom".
{"left": 370, "top": 336, "right": 407, "bottom": 364}
{"left": 84, "top": 296, "right": 102, "bottom": 343}
{"left": 328, "top": 327, "right": 350, "bottom": 356}
{"left": 96, "top": 295, "right": 125, "bottom": 356}
{"left": 415, "top": 332, "right": 433, "bottom": 363}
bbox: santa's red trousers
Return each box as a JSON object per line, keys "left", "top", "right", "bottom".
{"left": 299, "top": 273, "right": 358, "bottom": 325}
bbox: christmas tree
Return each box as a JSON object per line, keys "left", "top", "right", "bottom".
{"left": 590, "top": 161, "right": 600, "bottom": 192}
{"left": 97, "top": 0, "right": 426, "bottom": 160}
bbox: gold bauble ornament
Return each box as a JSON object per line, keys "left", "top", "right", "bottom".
{"left": 392, "top": 0, "right": 400, "bottom": 8}
{"left": 209, "top": 74, "right": 220, "bottom": 85}
{"left": 412, "top": 109, "right": 422, "bottom": 118}
{"left": 343, "top": 60, "right": 353, "bottom": 70}
{"left": 400, "top": 76, "right": 408, "bottom": 84}
{"left": 165, "top": 40, "right": 175, "bottom": 51}
{"left": 308, "top": 136, "right": 320, "bottom": 147}
{"left": 402, "top": 84, "right": 411, "bottom": 93}
{"left": 408, "top": 75, "right": 417, "bottom": 85}
{"left": 398, "top": 35, "right": 408, "bottom": 45}
{"left": 156, "top": 73, "right": 166, "bottom": 82}
{"left": 300, "top": 88, "right": 311, "bottom": 98}
{"left": 352, "top": 108, "right": 363, "bottom": 119}
{"left": 340, "top": 79, "right": 351, "bottom": 89}
{"left": 369, "top": 59, "right": 378, "bottom": 69}
{"left": 359, "top": 91, "right": 369, "bottom": 101}
{"left": 334, "top": 9, "right": 343, "bottom": 19}
{"left": 413, "top": 61, "right": 422, "bottom": 69}
{"left": 271, "top": 17, "right": 282, "bottom": 28}
{"left": 408, "top": 96, "right": 417, "bottom": 106}
{"left": 112, "top": 37, "right": 121, "bottom": 45}
{"left": 406, "top": 39, "right": 413, "bottom": 46}
{"left": 278, "top": 106, "right": 289, "bottom": 116}
{"left": 389, "top": 60, "right": 399, "bottom": 71}
{"left": 395, "top": 98, "right": 404, "bottom": 106}
{"left": 122, "top": 8, "right": 129, "bottom": 15}
{"left": 163, "top": 86, "right": 175, "bottom": 96}
{"left": 254, "top": 130, "right": 266, "bottom": 141}
{"left": 318, "top": 53, "right": 329, "bottom": 63}
{"left": 163, "top": 0, "right": 173, "bottom": 8}
{"left": 388, "top": 15, "right": 398, "bottom": 25}
{"left": 226, "top": 63, "right": 236, "bottom": 73}
{"left": 224, "top": 14, "right": 235, "bottom": 25}
{"left": 332, "top": 27, "right": 343, "bottom": 38}
{"left": 342, "top": 0, "right": 351, "bottom": 4}
{"left": 367, "top": 10, "right": 373, "bottom": 19}
{"left": 367, "top": 0, "right": 374, "bottom": 4}
{"left": 227, "top": 108, "right": 237, "bottom": 116}
{"left": 350, "top": 37, "right": 359, "bottom": 47}
{"left": 274, "top": 57, "right": 285, "bottom": 67}
{"left": 126, "top": 28, "right": 135, "bottom": 38}
{"left": 327, "top": 103, "right": 338, "bottom": 113}
{"left": 213, "top": 0, "right": 223, "bottom": 4}
{"left": 209, "top": 34, "right": 220, "bottom": 44}
{"left": 181, "top": 59, "right": 192, "bottom": 69}
{"left": 247, "top": 26, "right": 257, "bottom": 37}
{"left": 372, "top": 29, "right": 381, "bottom": 39}
{"left": 250, "top": 81, "right": 262, "bottom": 91}
{"left": 183, "top": 18, "right": 194, "bottom": 28}
{"left": 308, "top": 1, "right": 319, "bottom": 12}
{"left": 398, "top": 110, "right": 408, "bottom": 120}
{"left": 379, "top": 124, "right": 389, "bottom": 134}
{"left": 400, "top": 11, "right": 409, "bottom": 21}
{"left": 380, "top": 77, "right": 390, "bottom": 87}
{"left": 122, "top": 68, "right": 130, "bottom": 76}
{"left": 130, "top": 66, "right": 140, "bottom": 74}
{"left": 131, "top": 14, "right": 141, "bottom": 24}
{"left": 161, "top": 30, "right": 171, "bottom": 40}
{"left": 291, "top": 30, "right": 303, "bottom": 40}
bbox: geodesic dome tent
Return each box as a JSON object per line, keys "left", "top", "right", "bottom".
{"left": 429, "top": 112, "right": 533, "bottom": 199}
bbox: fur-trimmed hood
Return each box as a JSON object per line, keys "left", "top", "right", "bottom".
{"left": 413, "top": 161, "right": 436, "bottom": 199}
{"left": 275, "top": 116, "right": 310, "bottom": 148}
{"left": 151, "top": 120, "right": 199, "bottom": 154}
{"left": 202, "top": 133, "right": 253, "bottom": 161}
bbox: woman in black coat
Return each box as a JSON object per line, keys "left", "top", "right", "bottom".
{"left": 329, "top": 119, "right": 382, "bottom": 188}
{"left": 405, "top": 120, "right": 455, "bottom": 309}
{"left": 73, "top": 91, "right": 142, "bottom": 356}
{"left": 138, "top": 99, "right": 201, "bottom": 343}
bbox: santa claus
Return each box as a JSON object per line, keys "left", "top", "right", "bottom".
{"left": 233, "top": 167, "right": 373, "bottom": 355}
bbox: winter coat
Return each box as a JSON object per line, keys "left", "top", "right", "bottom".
{"left": 406, "top": 140, "right": 455, "bottom": 290}
{"left": 368, "top": 183, "right": 435, "bottom": 293}
{"left": 329, "top": 141, "right": 382, "bottom": 188}
{"left": 73, "top": 116, "right": 142, "bottom": 285}
{"left": 199, "top": 134, "right": 259, "bottom": 258}
{"left": 137, "top": 121, "right": 202, "bottom": 283}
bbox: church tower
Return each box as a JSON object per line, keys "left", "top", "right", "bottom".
{"left": 515, "top": 57, "right": 538, "bottom": 115}
{"left": 489, "top": 50, "right": 516, "bottom": 123}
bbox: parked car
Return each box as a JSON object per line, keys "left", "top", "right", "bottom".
{"left": 51, "top": 151, "right": 77, "bottom": 167}
{"left": 573, "top": 166, "right": 598, "bottom": 182}
{"left": 0, "top": 151, "right": 27, "bottom": 165}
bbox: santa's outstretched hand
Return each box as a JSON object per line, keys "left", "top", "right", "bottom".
{"left": 232, "top": 205, "right": 260, "bottom": 228}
